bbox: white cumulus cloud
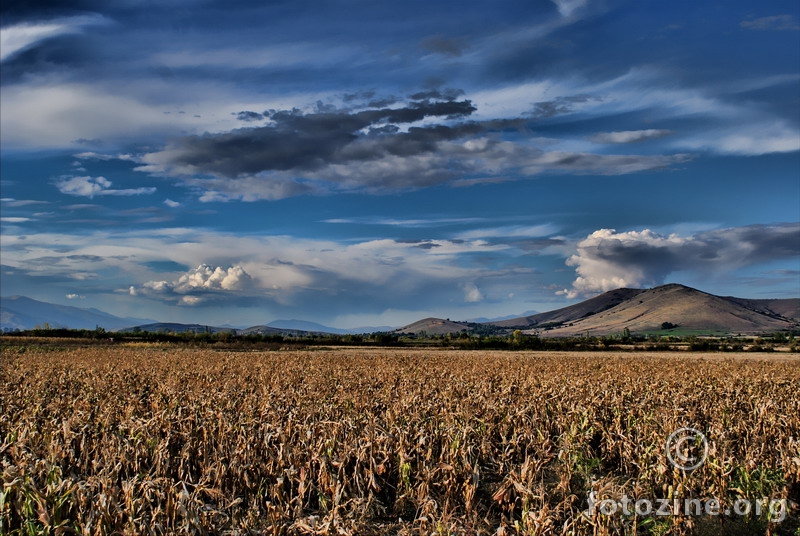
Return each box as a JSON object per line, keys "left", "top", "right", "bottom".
{"left": 175, "top": 264, "right": 253, "bottom": 292}
{"left": 137, "top": 264, "right": 256, "bottom": 305}
{"left": 463, "top": 282, "right": 484, "bottom": 303}
{"left": 561, "top": 224, "right": 800, "bottom": 298}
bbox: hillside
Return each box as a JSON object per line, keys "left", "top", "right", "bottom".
{"left": 117, "top": 323, "right": 236, "bottom": 335}
{"left": 532, "top": 284, "right": 798, "bottom": 337}
{"left": 722, "top": 297, "right": 800, "bottom": 322}
{"left": 3, "top": 284, "right": 797, "bottom": 338}
{"left": 265, "top": 319, "right": 394, "bottom": 335}
{"left": 238, "top": 325, "right": 312, "bottom": 337}
{"left": 396, "top": 317, "right": 470, "bottom": 335}
{"left": 490, "top": 288, "right": 644, "bottom": 328}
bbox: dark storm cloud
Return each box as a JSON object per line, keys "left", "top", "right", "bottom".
{"left": 409, "top": 88, "right": 465, "bottom": 101}
{"left": 342, "top": 90, "right": 376, "bottom": 102}
{"left": 235, "top": 111, "right": 264, "bottom": 122}
{"left": 143, "top": 97, "right": 478, "bottom": 177}
{"left": 138, "top": 88, "right": 694, "bottom": 201}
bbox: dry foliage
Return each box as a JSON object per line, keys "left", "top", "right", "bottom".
{"left": 1, "top": 345, "right": 799, "bottom": 535}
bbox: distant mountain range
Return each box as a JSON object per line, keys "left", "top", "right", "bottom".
{"left": 0, "top": 296, "right": 157, "bottom": 332}
{"left": 3, "top": 284, "right": 799, "bottom": 337}
{"left": 0, "top": 296, "right": 392, "bottom": 335}
{"left": 262, "top": 319, "right": 394, "bottom": 335}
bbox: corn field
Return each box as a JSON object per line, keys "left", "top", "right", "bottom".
{"left": 1, "top": 343, "right": 799, "bottom": 535}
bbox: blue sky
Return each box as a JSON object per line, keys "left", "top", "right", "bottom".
{"left": 1, "top": 0, "right": 798, "bottom": 328}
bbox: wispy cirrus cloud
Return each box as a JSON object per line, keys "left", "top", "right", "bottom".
{"left": 740, "top": 15, "right": 800, "bottom": 31}
{"left": 1, "top": 198, "right": 49, "bottom": 207}
{"left": 322, "top": 216, "right": 486, "bottom": 227}
{"left": 589, "top": 129, "right": 674, "bottom": 144}
{"left": 549, "top": 0, "right": 589, "bottom": 18}
{"left": 0, "top": 15, "right": 109, "bottom": 62}
{"left": 55, "top": 176, "right": 156, "bottom": 198}
{"left": 455, "top": 224, "right": 558, "bottom": 240}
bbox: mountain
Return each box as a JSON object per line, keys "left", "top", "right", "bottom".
{"left": 266, "top": 319, "right": 348, "bottom": 334}
{"left": 117, "top": 323, "right": 236, "bottom": 335}
{"left": 490, "top": 288, "right": 644, "bottom": 328}
{"left": 466, "top": 310, "right": 539, "bottom": 323}
{"left": 266, "top": 319, "right": 394, "bottom": 334}
{"left": 238, "top": 325, "right": 314, "bottom": 337}
{"left": 721, "top": 297, "right": 800, "bottom": 322}
{"left": 348, "top": 325, "right": 396, "bottom": 334}
{"left": 1, "top": 295, "right": 157, "bottom": 331}
{"left": 4, "top": 284, "right": 797, "bottom": 339}
{"left": 396, "top": 317, "right": 471, "bottom": 335}
{"left": 523, "top": 284, "right": 798, "bottom": 337}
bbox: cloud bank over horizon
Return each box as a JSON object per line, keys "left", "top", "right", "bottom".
{"left": 561, "top": 224, "right": 800, "bottom": 298}
{"left": 1, "top": 0, "right": 798, "bottom": 325}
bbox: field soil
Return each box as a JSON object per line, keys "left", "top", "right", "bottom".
{"left": 2, "top": 344, "right": 799, "bottom": 535}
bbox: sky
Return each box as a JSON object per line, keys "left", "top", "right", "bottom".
{"left": 1, "top": 0, "right": 799, "bottom": 329}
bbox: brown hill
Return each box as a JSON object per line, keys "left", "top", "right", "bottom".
{"left": 396, "top": 317, "right": 470, "bottom": 335}
{"left": 490, "top": 288, "right": 644, "bottom": 328}
{"left": 722, "top": 297, "right": 800, "bottom": 322}
{"left": 534, "top": 284, "right": 798, "bottom": 337}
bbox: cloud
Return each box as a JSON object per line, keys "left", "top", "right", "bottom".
{"left": 55, "top": 176, "right": 156, "bottom": 198}
{"left": 137, "top": 264, "right": 256, "bottom": 306}
{"left": 0, "top": 82, "right": 206, "bottom": 150}
{"left": 235, "top": 111, "right": 264, "bottom": 122}
{"left": 189, "top": 175, "right": 314, "bottom": 202}
{"left": 590, "top": 129, "right": 674, "bottom": 144}
{"left": 675, "top": 121, "right": 800, "bottom": 155}
{"left": 456, "top": 224, "right": 558, "bottom": 240}
{"left": 463, "top": 282, "right": 484, "bottom": 302}
{"left": 0, "top": 15, "right": 108, "bottom": 62}
{"left": 530, "top": 95, "right": 599, "bottom": 119}
{"left": 322, "top": 216, "right": 485, "bottom": 227}
{"left": 163, "top": 199, "right": 181, "bottom": 208}
{"left": 136, "top": 91, "right": 695, "bottom": 201}
{"left": 176, "top": 264, "right": 253, "bottom": 291}
{"left": 1, "top": 226, "right": 510, "bottom": 315}
{"left": 550, "top": 0, "right": 589, "bottom": 18}
{"left": 561, "top": 224, "right": 800, "bottom": 298}
{"left": 525, "top": 152, "right": 692, "bottom": 175}
{"left": 140, "top": 96, "right": 478, "bottom": 177}
{"left": 74, "top": 152, "right": 137, "bottom": 161}
{"left": 55, "top": 175, "right": 111, "bottom": 197}
{"left": 740, "top": 15, "right": 800, "bottom": 31}
{"left": 1, "top": 198, "right": 49, "bottom": 207}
